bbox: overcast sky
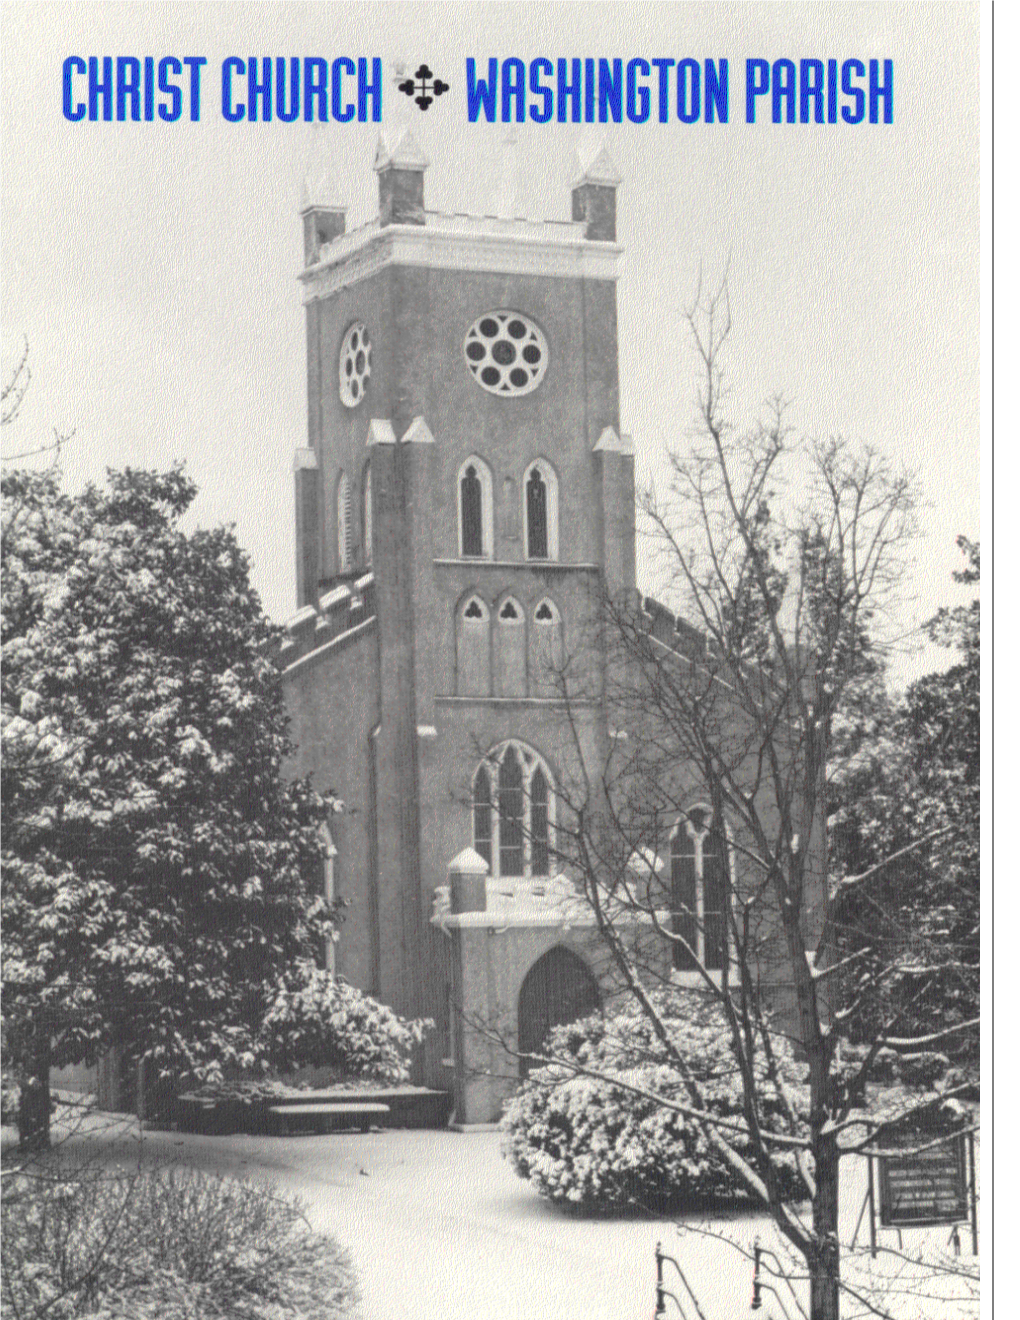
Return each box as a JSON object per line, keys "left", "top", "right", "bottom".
{"left": 1, "top": 2, "right": 980, "bottom": 688}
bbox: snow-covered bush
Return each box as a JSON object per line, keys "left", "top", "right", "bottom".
{"left": 502, "top": 992, "right": 808, "bottom": 1212}
{"left": 258, "top": 962, "right": 432, "bottom": 1084}
{"left": 1, "top": 1070, "right": 21, "bottom": 1125}
{"left": 1, "top": 1162, "right": 357, "bottom": 1319}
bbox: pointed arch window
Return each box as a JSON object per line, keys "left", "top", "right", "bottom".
{"left": 526, "top": 468, "right": 548, "bottom": 558}
{"left": 337, "top": 470, "right": 353, "bottom": 570}
{"left": 670, "top": 807, "right": 730, "bottom": 972}
{"left": 524, "top": 459, "right": 558, "bottom": 561}
{"left": 471, "top": 742, "right": 553, "bottom": 879}
{"left": 462, "top": 467, "right": 483, "bottom": 555}
{"left": 530, "top": 597, "right": 564, "bottom": 694}
{"left": 458, "top": 456, "right": 494, "bottom": 559}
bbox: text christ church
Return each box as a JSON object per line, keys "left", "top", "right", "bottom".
{"left": 281, "top": 129, "right": 635, "bottom": 1123}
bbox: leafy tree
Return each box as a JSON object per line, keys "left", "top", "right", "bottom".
{"left": 505, "top": 284, "right": 977, "bottom": 1320}
{"left": 1, "top": 466, "right": 340, "bottom": 1149}
{"left": 907, "top": 537, "right": 979, "bottom": 1018}
{"left": 826, "top": 538, "right": 979, "bottom": 1062}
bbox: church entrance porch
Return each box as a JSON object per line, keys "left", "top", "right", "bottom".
{"left": 433, "top": 850, "right": 623, "bottom": 1125}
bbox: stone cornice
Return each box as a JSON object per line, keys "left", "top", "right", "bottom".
{"left": 434, "top": 695, "right": 598, "bottom": 709}
{"left": 432, "top": 558, "right": 601, "bottom": 572}
{"left": 430, "top": 873, "right": 597, "bottom": 930}
{"left": 300, "top": 216, "right": 623, "bottom": 303}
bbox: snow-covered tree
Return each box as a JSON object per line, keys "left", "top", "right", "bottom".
{"left": 513, "top": 286, "right": 977, "bottom": 1320}
{"left": 2, "top": 466, "right": 340, "bottom": 1149}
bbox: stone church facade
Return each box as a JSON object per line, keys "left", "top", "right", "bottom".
{"left": 279, "top": 129, "right": 638, "bottom": 1124}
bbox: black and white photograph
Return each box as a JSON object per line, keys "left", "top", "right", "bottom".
{"left": 1, "top": 5, "right": 984, "bottom": 1319}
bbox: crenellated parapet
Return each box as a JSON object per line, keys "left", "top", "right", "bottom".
{"left": 279, "top": 572, "right": 376, "bottom": 674}
{"left": 642, "top": 594, "right": 708, "bottom": 661}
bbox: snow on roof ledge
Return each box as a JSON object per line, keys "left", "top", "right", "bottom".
{"left": 627, "top": 848, "right": 665, "bottom": 875}
{"left": 448, "top": 847, "right": 490, "bottom": 875}
{"left": 572, "top": 141, "right": 623, "bottom": 188}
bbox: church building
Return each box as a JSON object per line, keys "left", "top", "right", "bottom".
{"left": 280, "top": 129, "right": 636, "bottom": 1124}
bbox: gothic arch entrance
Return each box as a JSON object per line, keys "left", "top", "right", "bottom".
{"left": 517, "top": 946, "right": 601, "bottom": 1077}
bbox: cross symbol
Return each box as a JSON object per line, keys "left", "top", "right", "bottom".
{"left": 397, "top": 63, "right": 449, "bottom": 112}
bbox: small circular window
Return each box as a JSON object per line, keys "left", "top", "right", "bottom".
{"left": 339, "top": 323, "right": 371, "bottom": 408}
{"left": 464, "top": 312, "right": 548, "bottom": 397}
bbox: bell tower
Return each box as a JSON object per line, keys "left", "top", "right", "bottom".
{"left": 284, "top": 130, "right": 636, "bottom": 1113}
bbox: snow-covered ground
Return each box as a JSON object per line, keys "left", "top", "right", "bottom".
{"left": 5, "top": 1108, "right": 979, "bottom": 1320}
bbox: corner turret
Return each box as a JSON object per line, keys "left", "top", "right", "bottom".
{"left": 571, "top": 142, "right": 622, "bottom": 241}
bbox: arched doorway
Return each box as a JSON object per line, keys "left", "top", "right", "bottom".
{"left": 517, "top": 946, "right": 601, "bottom": 1076}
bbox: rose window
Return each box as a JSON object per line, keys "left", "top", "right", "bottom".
{"left": 339, "top": 323, "right": 371, "bottom": 407}
{"left": 464, "top": 312, "right": 548, "bottom": 397}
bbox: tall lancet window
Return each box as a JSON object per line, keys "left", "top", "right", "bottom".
{"left": 337, "top": 470, "right": 352, "bottom": 570}
{"left": 363, "top": 465, "right": 373, "bottom": 565}
{"left": 671, "top": 827, "right": 698, "bottom": 971}
{"left": 498, "top": 746, "right": 525, "bottom": 877}
{"left": 457, "top": 456, "right": 493, "bottom": 559}
{"left": 526, "top": 468, "right": 547, "bottom": 559}
{"left": 670, "top": 807, "right": 730, "bottom": 973}
{"left": 529, "top": 768, "right": 549, "bottom": 877}
{"left": 462, "top": 466, "right": 483, "bottom": 556}
{"left": 701, "top": 826, "right": 729, "bottom": 971}
{"left": 524, "top": 459, "right": 558, "bottom": 561}
{"left": 473, "top": 766, "right": 492, "bottom": 869}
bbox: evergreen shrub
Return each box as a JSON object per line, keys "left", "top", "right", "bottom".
{"left": 257, "top": 965, "right": 432, "bottom": 1083}
{"left": 502, "top": 992, "right": 809, "bottom": 1213}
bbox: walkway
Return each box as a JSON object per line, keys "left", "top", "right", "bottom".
{"left": 30, "top": 1113, "right": 978, "bottom": 1320}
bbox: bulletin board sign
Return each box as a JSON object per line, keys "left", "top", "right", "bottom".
{"left": 877, "top": 1134, "right": 968, "bottom": 1227}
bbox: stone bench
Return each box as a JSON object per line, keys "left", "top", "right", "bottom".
{"left": 268, "top": 1101, "right": 391, "bottom": 1136}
